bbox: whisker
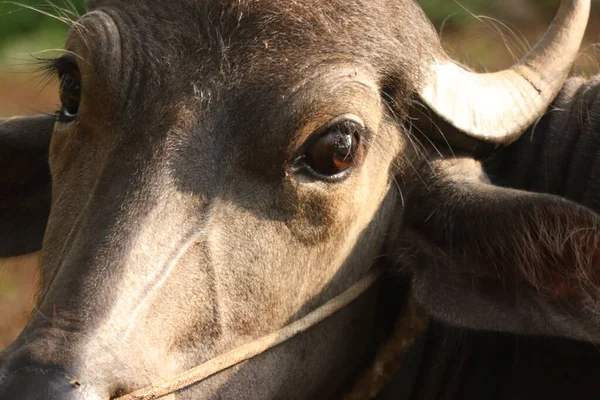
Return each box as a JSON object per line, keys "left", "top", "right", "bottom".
{"left": 45, "top": 0, "right": 81, "bottom": 20}
{"left": 1, "top": 1, "right": 90, "bottom": 47}
{"left": 2, "top": 1, "right": 74, "bottom": 27}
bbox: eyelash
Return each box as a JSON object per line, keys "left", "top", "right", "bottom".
{"left": 34, "top": 56, "right": 82, "bottom": 121}
{"left": 35, "top": 56, "right": 73, "bottom": 82}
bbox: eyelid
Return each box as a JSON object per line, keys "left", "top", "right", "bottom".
{"left": 311, "top": 114, "right": 366, "bottom": 136}
{"left": 290, "top": 114, "right": 369, "bottom": 169}
{"left": 307, "top": 114, "right": 368, "bottom": 147}
{"left": 297, "top": 114, "right": 367, "bottom": 149}
{"left": 53, "top": 55, "right": 80, "bottom": 79}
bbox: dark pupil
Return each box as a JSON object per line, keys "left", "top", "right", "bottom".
{"left": 307, "top": 130, "right": 357, "bottom": 176}
{"left": 60, "top": 74, "right": 81, "bottom": 117}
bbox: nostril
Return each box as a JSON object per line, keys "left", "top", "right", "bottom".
{"left": 70, "top": 378, "right": 82, "bottom": 388}
{"left": 0, "top": 365, "right": 105, "bottom": 400}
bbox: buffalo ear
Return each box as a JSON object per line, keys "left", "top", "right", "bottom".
{"left": 401, "top": 157, "right": 600, "bottom": 308}
{"left": 0, "top": 116, "right": 54, "bottom": 257}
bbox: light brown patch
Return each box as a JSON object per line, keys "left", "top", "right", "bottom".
{"left": 0, "top": 253, "right": 40, "bottom": 350}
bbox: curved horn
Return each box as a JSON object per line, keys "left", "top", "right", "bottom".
{"left": 419, "top": 0, "right": 590, "bottom": 146}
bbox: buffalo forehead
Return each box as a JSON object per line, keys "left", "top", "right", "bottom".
{"left": 81, "top": 0, "right": 435, "bottom": 120}
{"left": 74, "top": 1, "right": 388, "bottom": 166}
{"left": 82, "top": 0, "right": 412, "bottom": 81}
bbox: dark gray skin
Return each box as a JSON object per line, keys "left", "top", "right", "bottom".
{"left": 401, "top": 76, "right": 600, "bottom": 342}
{"left": 379, "top": 76, "right": 600, "bottom": 400}
{"left": 0, "top": 0, "right": 598, "bottom": 399}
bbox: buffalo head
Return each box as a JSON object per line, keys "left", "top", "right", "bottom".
{"left": 0, "top": 0, "right": 594, "bottom": 398}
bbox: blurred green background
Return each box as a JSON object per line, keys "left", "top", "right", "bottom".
{"left": 0, "top": 0, "right": 599, "bottom": 349}
{"left": 1, "top": 0, "right": 599, "bottom": 70}
{"left": 0, "top": 1, "right": 591, "bottom": 43}
{"left": 0, "top": 1, "right": 85, "bottom": 58}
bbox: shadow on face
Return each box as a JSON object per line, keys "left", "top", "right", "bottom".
{"left": 0, "top": 0, "right": 596, "bottom": 398}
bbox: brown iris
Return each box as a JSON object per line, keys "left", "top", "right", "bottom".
{"left": 304, "top": 122, "right": 361, "bottom": 177}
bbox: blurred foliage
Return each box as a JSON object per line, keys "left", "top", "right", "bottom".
{"left": 0, "top": 0, "right": 85, "bottom": 59}
{"left": 0, "top": 1, "right": 597, "bottom": 42}
{"left": 419, "top": 0, "right": 555, "bottom": 26}
{"left": 0, "top": 0, "right": 598, "bottom": 60}
{"left": 420, "top": 0, "right": 600, "bottom": 26}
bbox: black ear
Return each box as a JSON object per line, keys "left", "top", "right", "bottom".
{"left": 398, "top": 157, "right": 600, "bottom": 339}
{"left": 0, "top": 116, "right": 54, "bottom": 257}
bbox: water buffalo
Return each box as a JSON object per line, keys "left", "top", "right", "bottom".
{"left": 0, "top": 0, "right": 599, "bottom": 399}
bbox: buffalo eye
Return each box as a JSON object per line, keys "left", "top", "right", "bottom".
{"left": 300, "top": 116, "right": 364, "bottom": 180}
{"left": 58, "top": 68, "right": 81, "bottom": 123}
